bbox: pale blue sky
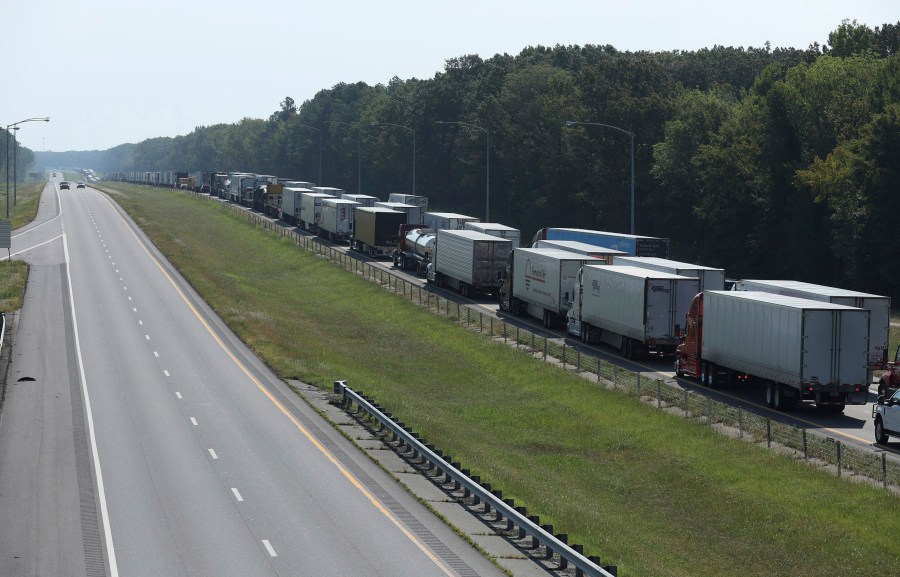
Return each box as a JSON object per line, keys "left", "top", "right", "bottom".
{"left": 2, "top": 0, "right": 896, "bottom": 151}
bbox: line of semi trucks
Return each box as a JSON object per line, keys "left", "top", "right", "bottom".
{"left": 111, "top": 169, "right": 893, "bottom": 413}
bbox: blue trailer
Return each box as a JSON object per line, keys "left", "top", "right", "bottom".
{"left": 534, "top": 228, "right": 669, "bottom": 258}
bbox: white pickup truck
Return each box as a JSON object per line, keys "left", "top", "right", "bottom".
{"left": 874, "top": 389, "right": 900, "bottom": 443}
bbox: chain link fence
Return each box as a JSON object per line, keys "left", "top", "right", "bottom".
{"left": 191, "top": 191, "right": 900, "bottom": 493}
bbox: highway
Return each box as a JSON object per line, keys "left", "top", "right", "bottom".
{"left": 0, "top": 179, "right": 507, "bottom": 577}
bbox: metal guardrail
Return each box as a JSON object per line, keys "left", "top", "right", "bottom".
{"left": 334, "top": 380, "right": 617, "bottom": 577}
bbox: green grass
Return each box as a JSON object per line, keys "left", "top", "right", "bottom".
{"left": 1, "top": 180, "right": 45, "bottom": 230}
{"left": 103, "top": 182, "right": 900, "bottom": 577}
{"left": 0, "top": 260, "right": 28, "bottom": 313}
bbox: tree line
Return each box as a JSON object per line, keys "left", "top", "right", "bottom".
{"left": 37, "top": 20, "right": 900, "bottom": 299}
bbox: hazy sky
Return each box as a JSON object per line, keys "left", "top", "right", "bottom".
{"left": 2, "top": 0, "right": 896, "bottom": 152}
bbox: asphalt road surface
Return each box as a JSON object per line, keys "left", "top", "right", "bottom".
{"left": 0, "top": 180, "right": 506, "bottom": 577}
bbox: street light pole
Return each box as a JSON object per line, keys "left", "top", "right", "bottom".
{"left": 329, "top": 121, "right": 361, "bottom": 193}
{"left": 371, "top": 122, "right": 416, "bottom": 195}
{"left": 297, "top": 124, "right": 323, "bottom": 184}
{"left": 4, "top": 117, "right": 50, "bottom": 220}
{"left": 565, "top": 120, "right": 635, "bottom": 234}
{"left": 436, "top": 120, "right": 490, "bottom": 222}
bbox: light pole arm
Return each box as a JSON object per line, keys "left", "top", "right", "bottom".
{"left": 565, "top": 119, "right": 635, "bottom": 234}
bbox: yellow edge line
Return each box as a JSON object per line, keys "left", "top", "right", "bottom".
{"left": 100, "top": 192, "right": 456, "bottom": 576}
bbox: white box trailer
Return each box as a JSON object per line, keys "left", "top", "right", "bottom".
{"left": 342, "top": 194, "right": 379, "bottom": 207}
{"left": 423, "top": 212, "right": 479, "bottom": 231}
{"left": 319, "top": 198, "right": 360, "bottom": 242}
{"left": 613, "top": 256, "right": 725, "bottom": 292}
{"left": 428, "top": 230, "right": 512, "bottom": 297}
{"left": 536, "top": 240, "right": 626, "bottom": 263}
{"left": 676, "top": 291, "right": 870, "bottom": 410}
{"left": 281, "top": 180, "right": 315, "bottom": 189}
{"left": 501, "top": 248, "right": 593, "bottom": 328}
{"left": 568, "top": 265, "right": 699, "bottom": 358}
{"left": 280, "top": 187, "right": 314, "bottom": 224}
{"left": 299, "top": 192, "right": 335, "bottom": 232}
{"left": 464, "top": 222, "right": 522, "bottom": 248}
{"left": 375, "top": 201, "right": 421, "bottom": 226}
{"left": 313, "top": 186, "right": 344, "bottom": 198}
{"left": 388, "top": 194, "right": 428, "bottom": 216}
{"left": 733, "top": 279, "right": 890, "bottom": 370}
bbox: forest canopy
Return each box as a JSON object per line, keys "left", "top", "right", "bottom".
{"left": 37, "top": 19, "right": 900, "bottom": 299}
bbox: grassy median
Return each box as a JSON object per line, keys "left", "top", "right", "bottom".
{"left": 104, "top": 182, "right": 900, "bottom": 577}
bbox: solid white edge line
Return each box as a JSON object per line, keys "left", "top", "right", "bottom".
{"left": 0, "top": 234, "right": 65, "bottom": 261}
{"left": 60, "top": 196, "right": 120, "bottom": 576}
{"left": 262, "top": 539, "right": 277, "bottom": 557}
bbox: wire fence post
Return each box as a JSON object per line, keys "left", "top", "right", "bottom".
{"left": 836, "top": 441, "right": 842, "bottom": 477}
{"left": 738, "top": 408, "right": 743, "bottom": 439}
{"left": 543, "top": 337, "right": 548, "bottom": 361}
{"left": 883, "top": 453, "right": 888, "bottom": 489}
{"left": 803, "top": 429, "right": 808, "bottom": 461}
{"left": 596, "top": 360, "right": 601, "bottom": 383}
{"left": 707, "top": 396, "right": 713, "bottom": 425}
{"left": 684, "top": 389, "right": 689, "bottom": 417}
{"left": 657, "top": 381, "right": 661, "bottom": 409}
{"left": 562, "top": 345, "right": 566, "bottom": 370}
{"left": 766, "top": 419, "right": 772, "bottom": 448}
{"left": 636, "top": 372, "right": 641, "bottom": 397}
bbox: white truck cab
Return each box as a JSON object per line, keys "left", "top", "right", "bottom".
{"left": 874, "top": 388, "right": 900, "bottom": 443}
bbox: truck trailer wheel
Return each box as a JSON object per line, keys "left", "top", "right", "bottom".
{"left": 875, "top": 417, "right": 889, "bottom": 444}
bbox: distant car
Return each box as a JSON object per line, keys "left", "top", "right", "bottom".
{"left": 199, "top": 184, "right": 211, "bottom": 194}
{"left": 76, "top": 182, "right": 86, "bottom": 188}
{"left": 59, "top": 181, "right": 70, "bottom": 190}
{"left": 52, "top": 172, "right": 57, "bottom": 177}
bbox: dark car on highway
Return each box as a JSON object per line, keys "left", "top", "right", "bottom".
{"left": 60, "top": 181, "right": 70, "bottom": 189}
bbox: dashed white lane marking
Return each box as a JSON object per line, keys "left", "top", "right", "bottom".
{"left": 145, "top": 335, "right": 150, "bottom": 341}
{"left": 208, "top": 449, "right": 218, "bottom": 460}
{"left": 153, "top": 351, "right": 159, "bottom": 358}
{"left": 231, "top": 488, "right": 244, "bottom": 502}
{"left": 175, "top": 392, "right": 182, "bottom": 399}
{"left": 262, "top": 540, "right": 277, "bottom": 557}
{"left": 132, "top": 308, "right": 137, "bottom": 312}
{"left": 138, "top": 320, "right": 143, "bottom": 326}
{"left": 163, "top": 370, "right": 170, "bottom": 377}
{"left": 190, "top": 417, "right": 198, "bottom": 426}
{"left": 127, "top": 296, "right": 131, "bottom": 301}
{"left": 123, "top": 286, "right": 128, "bottom": 291}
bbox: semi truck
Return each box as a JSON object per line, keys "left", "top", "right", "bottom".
{"left": 535, "top": 239, "right": 626, "bottom": 263}
{"left": 425, "top": 230, "right": 512, "bottom": 297}
{"left": 352, "top": 207, "right": 407, "bottom": 257}
{"left": 280, "top": 187, "right": 314, "bottom": 224}
{"left": 732, "top": 279, "right": 890, "bottom": 376}
{"left": 313, "top": 186, "right": 344, "bottom": 198}
{"left": 342, "top": 194, "right": 379, "bottom": 207}
{"left": 498, "top": 248, "right": 593, "bottom": 328}
{"left": 464, "top": 222, "right": 521, "bottom": 248}
{"left": 532, "top": 228, "right": 669, "bottom": 257}
{"left": 262, "top": 183, "right": 284, "bottom": 217}
{"left": 423, "top": 212, "right": 479, "bottom": 231}
{"left": 675, "top": 290, "right": 870, "bottom": 411}
{"left": 319, "top": 198, "right": 360, "bottom": 243}
{"left": 393, "top": 224, "right": 435, "bottom": 276}
{"left": 388, "top": 193, "right": 428, "bottom": 216}
{"left": 567, "top": 265, "right": 699, "bottom": 358}
{"left": 375, "top": 201, "right": 421, "bottom": 226}
{"left": 299, "top": 192, "right": 336, "bottom": 232}
{"left": 613, "top": 256, "right": 725, "bottom": 292}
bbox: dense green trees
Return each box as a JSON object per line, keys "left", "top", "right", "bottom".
{"left": 41, "top": 20, "right": 900, "bottom": 298}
